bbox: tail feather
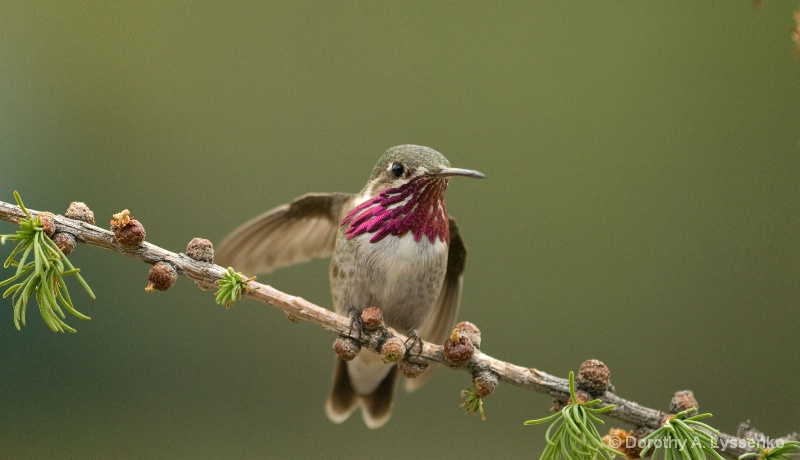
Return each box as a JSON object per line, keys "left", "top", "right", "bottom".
{"left": 325, "top": 357, "right": 398, "bottom": 429}
{"left": 325, "top": 358, "right": 358, "bottom": 424}
{"left": 360, "top": 366, "right": 397, "bottom": 429}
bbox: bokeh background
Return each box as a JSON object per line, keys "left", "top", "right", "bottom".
{"left": 1, "top": 2, "right": 798, "bottom": 459}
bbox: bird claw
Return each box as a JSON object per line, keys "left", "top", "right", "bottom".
{"left": 347, "top": 309, "right": 364, "bottom": 341}
{"left": 404, "top": 331, "right": 423, "bottom": 357}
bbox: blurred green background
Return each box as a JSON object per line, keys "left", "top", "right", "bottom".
{"left": 1, "top": 2, "right": 798, "bottom": 459}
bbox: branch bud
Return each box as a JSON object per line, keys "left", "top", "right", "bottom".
{"left": 570, "top": 390, "right": 593, "bottom": 404}
{"left": 455, "top": 321, "right": 481, "bottom": 349}
{"left": 444, "top": 328, "right": 474, "bottom": 367}
{"left": 473, "top": 370, "right": 498, "bottom": 398}
{"left": 669, "top": 390, "right": 698, "bottom": 414}
{"left": 111, "top": 210, "right": 146, "bottom": 248}
{"left": 65, "top": 201, "right": 95, "bottom": 225}
{"left": 603, "top": 427, "right": 653, "bottom": 459}
{"left": 381, "top": 337, "right": 406, "bottom": 364}
{"left": 38, "top": 212, "right": 56, "bottom": 237}
{"left": 603, "top": 428, "right": 630, "bottom": 458}
{"left": 145, "top": 261, "right": 178, "bottom": 292}
{"left": 361, "top": 306, "right": 383, "bottom": 330}
{"left": 576, "top": 359, "right": 611, "bottom": 396}
{"left": 333, "top": 336, "right": 361, "bottom": 361}
{"left": 186, "top": 237, "right": 214, "bottom": 263}
{"left": 398, "top": 359, "right": 428, "bottom": 378}
{"left": 52, "top": 232, "right": 76, "bottom": 255}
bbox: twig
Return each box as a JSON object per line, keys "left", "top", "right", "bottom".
{"left": 0, "top": 199, "right": 794, "bottom": 459}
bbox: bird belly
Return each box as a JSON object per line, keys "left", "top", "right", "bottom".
{"left": 330, "top": 231, "right": 448, "bottom": 334}
{"left": 330, "top": 231, "right": 448, "bottom": 395}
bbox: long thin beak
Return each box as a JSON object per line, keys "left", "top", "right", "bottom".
{"left": 436, "top": 167, "right": 485, "bottom": 179}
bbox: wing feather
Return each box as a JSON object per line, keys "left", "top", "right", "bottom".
{"left": 217, "top": 193, "right": 354, "bottom": 274}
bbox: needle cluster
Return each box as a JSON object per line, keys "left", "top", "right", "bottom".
{"left": 0, "top": 191, "right": 94, "bottom": 332}
{"left": 525, "top": 371, "right": 618, "bottom": 460}
{"left": 640, "top": 408, "right": 723, "bottom": 460}
{"left": 214, "top": 267, "right": 254, "bottom": 309}
{"left": 739, "top": 440, "right": 800, "bottom": 460}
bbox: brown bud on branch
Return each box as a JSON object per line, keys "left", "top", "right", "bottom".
{"left": 333, "top": 336, "right": 361, "bottom": 361}
{"left": 669, "top": 390, "right": 698, "bottom": 414}
{"left": 52, "top": 232, "right": 76, "bottom": 255}
{"left": 38, "top": 212, "right": 56, "bottom": 237}
{"left": 111, "top": 209, "right": 146, "bottom": 248}
{"left": 444, "top": 327, "right": 474, "bottom": 367}
{"left": 145, "top": 261, "right": 178, "bottom": 292}
{"left": 455, "top": 321, "right": 481, "bottom": 349}
{"left": 186, "top": 238, "right": 214, "bottom": 263}
{"left": 380, "top": 337, "right": 406, "bottom": 364}
{"left": 65, "top": 201, "right": 95, "bottom": 225}
{"left": 576, "top": 359, "right": 611, "bottom": 396}
{"left": 361, "top": 306, "right": 384, "bottom": 330}
{"left": 398, "top": 359, "right": 428, "bottom": 379}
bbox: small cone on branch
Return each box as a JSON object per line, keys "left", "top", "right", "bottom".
{"left": 111, "top": 209, "right": 146, "bottom": 248}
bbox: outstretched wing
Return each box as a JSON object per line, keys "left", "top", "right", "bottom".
{"left": 406, "top": 217, "right": 468, "bottom": 392}
{"left": 217, "top": 193, "right": 354, "bottom": 274}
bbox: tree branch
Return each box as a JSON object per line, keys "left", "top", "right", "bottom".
{"left": 0, "top": 199, "right": 795, "bottom": 459}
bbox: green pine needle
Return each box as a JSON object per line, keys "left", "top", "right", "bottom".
{"left": 0, "top": 191, "right": 94, "bottom": 332}
{"left": 215, "top": 267, "right": 254, "bottom": 309}
{"left": 640, "top": 407, "right": 724, "bottom": 460}
{"left": 525, "top": 371, "right": 618, "bottom": 460}
{"left": 739, "top": 440, "right": 800, "bottom": 460}
{"left": 460, "top": 385, "right": 486, "bottom": 420}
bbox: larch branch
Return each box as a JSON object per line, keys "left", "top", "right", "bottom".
{"left": 0, "top": 199, "right": 795, "bottom": 459}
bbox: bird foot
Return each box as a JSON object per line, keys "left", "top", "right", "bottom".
{"left": 346, "top": 309, "right": 364, "bottom": 341}
{"left": 404, "top": 330, "right": 423, "bottom": 357}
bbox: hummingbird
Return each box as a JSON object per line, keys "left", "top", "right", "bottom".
{"left": 216, "top": 145, "right": 484, "bottom": 428}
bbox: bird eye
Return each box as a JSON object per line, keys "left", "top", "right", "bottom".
{"left": 390, "top": 162, "right": 405, "bottom": 178}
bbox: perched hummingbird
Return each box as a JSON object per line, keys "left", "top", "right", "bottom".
{"left": 217, "top": 145, "right": 484, "bottom": 428}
